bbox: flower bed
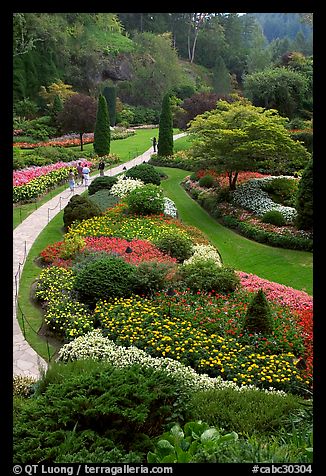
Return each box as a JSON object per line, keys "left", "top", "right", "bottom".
{"left": 232, "top": 177, "right": 298, "bottom": 223}
{"left": 40, "top": 236, "right": 177, "bottom": 267}
{"left": 13, "top": 129, "right": 135, "bottom": 149}
{"left": 13, "top": 161, "right": 93, "bottom": 203}
{"left": 65, "top": 203, "right": 208, "bottom": 244}
{"left": 35, "top": 260, "right": 312, "bottom": 395}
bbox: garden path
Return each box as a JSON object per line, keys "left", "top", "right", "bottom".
{"left": 13, "top": 133, "right": 186, "bottom": 379}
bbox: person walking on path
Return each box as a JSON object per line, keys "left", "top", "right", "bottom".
{"left": 68, "top": 168, "right": 75, "bottom": 192}
{"left": 98, "top": 159, "right": 105, "bottom": 176}
{"left": 82, "top": 163, "right": 90, "bottom": 187}
{"left": 152, "top": 137, "right": 157, "bottom": 153}
{"left": 76, "top": 161, "right": 83, "bottom": 185}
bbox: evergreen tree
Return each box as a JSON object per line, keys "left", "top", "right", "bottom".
{"left": 243, "top": 288, "right": 273, "bottom": 334}
{"left": 158, "top": 93, "right": 173, "bottom": 157}
{"left": 94, "top": 94, "right": 111, "bottom": 157}
{"left": 102, "top": 86, "right": 117, "bottom": 126}
{"left": 213, "top": 56, "right": 232, "bottom": 94}
{"left": 295, "top": 158, "right": 313, "bottom": 230}
{"left": 52, "top": 94, "right": 63, "bottom": 117}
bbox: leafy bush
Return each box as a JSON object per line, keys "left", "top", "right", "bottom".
{"left": 13, "top": 361, "right": 190, "bottom": 463}
{"left": 261, "top": 177, "right": 299, "bottom": 207}
{"left": 74, "top": 256, "right": 136, "bottom": 305}
{"left": 88, "top": 176, "right": 118, "bottom": 196}
{"left": 63, "top": 195, "right": 102, "bottom": 231}
{"left": 289, "top": 130, "right": 313, "bottom": 152}
{"left": 179, "top": 260, "right": 240, "bottom": 293}
{"left": 126, "top": 184, "right": 164, "bottom": 215}
{"left": 198, "top": 175, "right": 216, "bottom": 188}
{"left": 187, "top": 387, "right": 305, "bottom": 436}
{"left": 88, "top": 189, "right": 120, "bottom": 212}
{"left": 243, "top": 289, "right": 274, "bottom": 335}
{"left": 154, "top": 233, "right": 194, "bottom": 263}
{"left": 131, "top": 261, "right": 176, "bottom": 296}
{"left": 125, "top": 163, "right": 161, "bottom": 185}
{"left": 261, "top": 210, "right": 286, "bottom": 226}
{"left": 148, "top": 421, "right": 238, "bottom": 463}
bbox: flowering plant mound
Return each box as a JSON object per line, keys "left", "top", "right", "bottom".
{"left": 57, "top": 329, "right": 286, "bottom": 396}
{"left": 110, "top": 175, "right": 145, "bottom": 198}
{"left": 65, "top": 203, "right": 206, "bottom": 245}
{"left": 232, "top": 177, "right": 298, "bottom": 223}
{"left": 238, "top": 271, "right": 313, "bottom": 380}
{"left": 35, "top": 266, "right": 94, "bottom": 339}
{"left": 40, "top": 236, "right": 177, "bottom": 268}
{"left": 35, "top": 260, "right": 312, "bottom": 394}
{"left": 92, "top": 291, "right": 310, "bottom": 394}
{"left": 184, "top": 243, "right": 222, "bottom": 267}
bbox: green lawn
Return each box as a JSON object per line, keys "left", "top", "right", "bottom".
{"left": 157, "top": 166, "right": 313, "bottom": 295}
{"left": 16, "top": 212, "right": 65, "bottom": 360}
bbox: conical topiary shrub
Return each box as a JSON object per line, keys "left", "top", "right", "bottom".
{"left": 94, "top": 94, "right": 111, "bottom": 157}
{"left": 243, "top": 288, "right": 273, "bottom": 334}
{"left": 158, "top": 93, "right": 173, "bottom": 157}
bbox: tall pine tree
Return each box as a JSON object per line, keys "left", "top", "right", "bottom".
{"left": 158, "top": 93, "right": 173, "bottom": 157}
{"left": 94, "top": 94, "right": 111, "bottom": 157}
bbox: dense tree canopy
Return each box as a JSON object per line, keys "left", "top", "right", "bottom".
{"left": 57, "top": 93, "right": 97, "bottom": 150}
{"left": 188, "top": 100, "right": 311, "bottom": 189}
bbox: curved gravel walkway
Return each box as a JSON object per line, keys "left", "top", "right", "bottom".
{"left": 13, "top": 134, "right": 186, "bottom": 379}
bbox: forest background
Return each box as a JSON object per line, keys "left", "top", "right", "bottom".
{"left": 13, "top": 12, "right": 313, "bottom": 124}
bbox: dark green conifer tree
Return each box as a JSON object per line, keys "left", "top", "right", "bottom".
{"left": 158, "top": 93, "right": 173, "bottom": 157}
{"left": 102, "top": 86, "right": 117, "bottom": 126}
{"left": 295, "top": 158, "right": 313, "bottom": 230}
{"left": 94, "top": 94, "right": 111, "bottom": 157}
{"left": 243, "top": 288, "right": 273, "bottom": 334}
{"left": 52, "top": 94, "right": 63, "bottom": 117}
{"left": 213, "top": 56, "right": 232, "bottom": 95}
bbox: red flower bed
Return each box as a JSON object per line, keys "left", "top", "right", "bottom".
{"left": 82, "top": 237, "right": 177, "bottom": 265}
{"left": 40, "top": 237, "right": 177, "bottom": 267}
{"left": 195, "top": 170, "right": 270, "bottom": 187}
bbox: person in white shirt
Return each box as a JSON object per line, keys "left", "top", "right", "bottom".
{"left": 82, "top": 164, "right": 90, "bottom": 187}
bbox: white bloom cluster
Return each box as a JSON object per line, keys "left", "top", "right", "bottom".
{"left": 232, "top": 176, "right": 298, "bottom": 223}
{"left": 110, "top": 174, "right": 144, "bottom": 198}
{"left": 163, "top": 197, "right": 178, "bottom": 218}
{"left": 57, "top": 330, "right": 286, "bottom": 397}
{"left": 184, "top": 243, "right": 222, "bottom": 267}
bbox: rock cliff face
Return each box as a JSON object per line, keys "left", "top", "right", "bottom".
{"left": 100, "top": 53, "right": 133, "bottom": 82}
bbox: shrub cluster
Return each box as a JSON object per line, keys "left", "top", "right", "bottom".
{"left": 125, "top": 163, "right": 161, "bottom": 185}
{"left": 178, "top": 259, "right": 240, "bottom": 293}
{"left": 126, "top": 184, "right": 164, "bottom": 215}
{"left": 88, "top": 176, "right": 118, "bottom": 195}
{"left": 63, "top": 195, "right": 102, "bottom": 231}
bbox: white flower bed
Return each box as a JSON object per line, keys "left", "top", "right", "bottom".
{"left": 110, "top": 174, "right": 144, "bottom": 198}
{"left": 232, "top": 176, "right": 298, "bottom": 224}
{"left": 57, "top": 329, "right": 286, "bottom": 396}
{"left": 184, "top": 243, "right": 222, "bottom": 267}
{"left": 163, "top": 197, "right": 178, "bottom": 218}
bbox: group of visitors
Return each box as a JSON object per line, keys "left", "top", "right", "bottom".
{"left": 68, "top": 159, "right": 105, "bottom": 192}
